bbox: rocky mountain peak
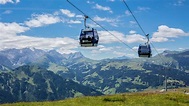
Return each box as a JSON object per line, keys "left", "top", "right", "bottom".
{"left": 62, "top": 52, "right": 84, "bottom": 60}
{"left": 0, "top": 48, "right": 86, "bottom": 68}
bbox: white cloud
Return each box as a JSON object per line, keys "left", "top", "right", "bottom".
{"left": 137, "top": 7, "right": 150, "bottom": 11}
{"left": 173, "top": 0, "right": 185, "bottom": 6}
{"left": 151, "top": 37, "right": 168, "bottom": 42}
{"left": 151, "top": 25, "right": 189, "bottom": 42}
{"left": 86, "top": 23, "right": 100, "bottom": 28}
{"left": 125, "top": 34, "right": 146, "bottom": 43}
{"left": 0, "top": 0, "right": 19, "bottom": 4}
{"left": 98, "top": 30, "right": 145, "bottom": 44}
{"left": 113, "top": 51, "right": 125, "bottom": 56}
{"left": 76, "top": 15, "right": 83, "bottom": 18}
{"left": 0, "top": 35, "right": 78, "bottom": 52}
{"left": 132, "top": 46, "right": 138, "bottom": 51}
{"left": 3, "top": 10, "right": 12, "bottom": 14}
{"left": 86, "top": 0, "right": 95, "bottom": 4}
{"left": 0, "top": 22, "right": 78, "bottom": 53}
{"left": 156, "top": 48, "right": 168, "bottom": 53}
{"left": 0, "top": 22, "right": 29, "bottom": 35}
{"left": 15, "top": 0, "right": 19, "bottom": 3}
{"left": 129, "top": 30, "right": 136, "bottom": 34}
{"left": 129, "top": 21, "right": 137, "bottom": 27}
{"left": 25, "top": 14, "right": 61, "bottom": 28}
{"left": 67, "top": 20, "right": 81, "bottom": 24}
{"left": 93, "top": 4, "right": 113, "bottom": 13}
{"left": 93, "top": 16, "right": 119, "bottom": 27}
{"left": 90, "top": 45, "right": 112, "bottom": 54}
{"left": 98, "top": 31, "right": 125, "bottom": 44}
{"left": 153, "top": 25, "right": 187, "bottom": 37}
{"left": 99, "top": 47, "right": 112, "bottom": 52}
{"left": 93, "top": 16, "right": 115, "bottom": 23}
{"left": 125, "top": 10, "right": 131, "bottom": 16}
{"left": 108, "top": 0, "right": 115, "bottom": 2}
{"left": 133, "top": 6, "right": 150, "bottom": 13}
{"left": 90, "top": 44, "right": 136, "bottom": 59}
{"left": 113, "top": 50, "right": 136, "bottom": 58}
{"left": 57, "top": 48, "right": 77, "bottom": 54}
{"left": 125, "top": 7, "right": 150, "bottom": 16}
{"left": 178, "top": 48, "right": 185, "bottom": 51}
{"left": 60, "top": 9, "right": 75, "bottom": 17}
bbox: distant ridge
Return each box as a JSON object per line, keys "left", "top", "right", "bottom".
{"left": 0, "top": 48, "right": 85, "bottom": 69}
{"left": 0, "top": 48, "right": 189, "bottom": 104}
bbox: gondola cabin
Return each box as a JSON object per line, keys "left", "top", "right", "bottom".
{"left": 79, "top": 28, "right": 99, "bottom": 47}
{"left": 138, "top": 44, "right": 152, "bottom": 58}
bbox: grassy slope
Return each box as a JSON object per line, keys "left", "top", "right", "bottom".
{"left": 1, "top": 89, "right": 189, "bottom": 106}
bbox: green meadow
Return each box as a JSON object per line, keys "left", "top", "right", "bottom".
{"left": 1, "top": 89, "right": 189, "bottom": 106}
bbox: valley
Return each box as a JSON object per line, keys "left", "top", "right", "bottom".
{"left": 0, "top": 48, "right": 189, "bottom": 104}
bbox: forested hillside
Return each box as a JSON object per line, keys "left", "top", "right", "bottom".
{"left": 0, "top": 48, "right": 189, "bottom": 103}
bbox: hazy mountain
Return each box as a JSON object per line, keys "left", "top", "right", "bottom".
{"left": 164, "top": 50, "right": 189, "bottom": 71}
{"left": 0, "top": 48, "right": 45, "bottom": 68}
{"left": 112, "top": 56, "right": 131, "bottom": 60}
{"left": 0, "top": 48, "right": 84, "bottom": 69}
{"left": 0, "top": 64, "right": 11, "bottom": 72}
{"left": 62, "top": 52, "right": 84, "bottom": 60}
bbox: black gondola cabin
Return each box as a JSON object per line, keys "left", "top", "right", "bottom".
{"left": 138, "top": 44, "right": 152, "bottom": 58}
{"left": 79, "top": 28, "right": 99, "bottom": 47}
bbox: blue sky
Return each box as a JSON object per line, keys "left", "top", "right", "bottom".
{"left": 0, "top": 0, "right": 189, "bottom": 60}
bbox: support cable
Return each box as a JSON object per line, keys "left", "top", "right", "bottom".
{"left": 122, "top": 0, "right": 147, "bottom": 36}
{"left": 122, "top": 0, "right": 165, "bottom": 61}
{"left": 122, "top": 0, "right": 174, "bottom": 91}
{"left": 67, "top": 0, "right": 137, "bottom": 52}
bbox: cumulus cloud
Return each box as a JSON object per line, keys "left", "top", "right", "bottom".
{"left": 25, "top": 14, "right": 61, "bottom": 28}
{"left": 0, "top": 34, "right": 78, "bottom": 53}
{"left": 93, "top": 16, "right": 119, "bottom": 27}
{"left": 0, "top": 22, "right": 78, "bottom": 53}
{"left": 0, "top": 22, "right": 29, "bottom": 35}
{"left": 98, "top": 31, "right": 125, "bottom": 44}
{"left": 93, "top": 4, "right": 113, "bottom": 13}
{"left": 58, "top": 9, "right": 82, "bottom": 24}
{"left": 93, "top": 16, "right": 115, "bottom": 23}
{"left": 98, "top": 30, "right": 145, "bottom": 44}
{"left": 151, "top": 25, "right": 189, "bottom": 42}
{"left": 151, "top": 37, "right": 168, "bottom": 42}
{"left": 67, "top": 20, "right": 81, "bottom": 24}
{"left": 125, "top": 34, "right": 146, "bottom": 43}
{"left": 129, "top": 30, "right": 136, "bottom": 34}
{"left": 60, "top": 9, "right": 75, "bottom": 17}
{"left": 0, "top": 0, "right": 19, "bottom": 4}
{"left": 91, "top": 46, "right": 113, "bottom": 54}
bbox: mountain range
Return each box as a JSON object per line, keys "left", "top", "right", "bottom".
{"left": 0, "top": 48, "right": 189, "bottom": 103}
